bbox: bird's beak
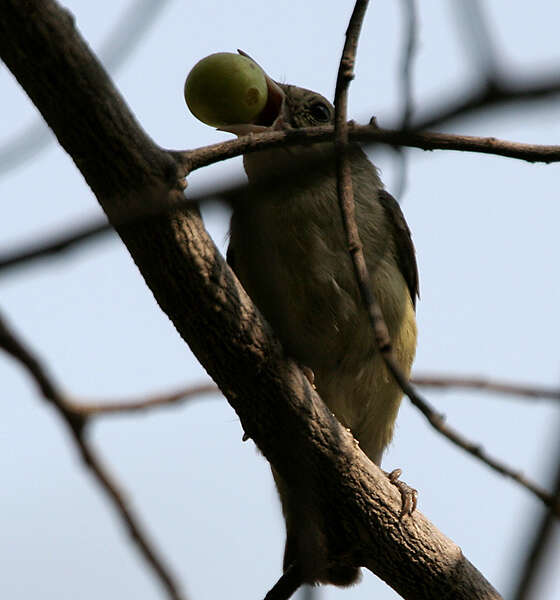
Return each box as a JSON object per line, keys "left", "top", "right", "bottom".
{"left": 218, "top": 50, "right": 286, "bottom": 136}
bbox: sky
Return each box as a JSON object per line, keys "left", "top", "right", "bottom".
{"left": 1, "top": 1, "right": 559, "bottom": 599}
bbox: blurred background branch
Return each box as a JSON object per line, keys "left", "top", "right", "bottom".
{"left": 0, "top": 0, "right": 171, "bottom": 175}
{"left": 392, "top": 0, "right": 417, "bottom": 200}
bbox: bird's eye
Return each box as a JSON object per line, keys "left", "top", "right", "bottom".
{"left": 309, "top": 101, "right": 331, "bottom": 123}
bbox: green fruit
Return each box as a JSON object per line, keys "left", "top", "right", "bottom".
{"left": 184, "top": 53, "right": 268, "bottom": 127}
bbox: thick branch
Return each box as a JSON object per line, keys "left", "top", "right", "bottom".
{"left": 0, "top": 1, "right": 502, "bottom": 597}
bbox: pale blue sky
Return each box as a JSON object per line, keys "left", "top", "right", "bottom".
{"left": 1, "top": 1, "right": 559, "bottom": 599}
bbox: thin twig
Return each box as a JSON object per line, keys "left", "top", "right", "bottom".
{"left": 412, "top": 374, "right": 560, "bottom": 401}
{"left": 408, "top": 393, "right": 560, "bottom": 515}
{"left": 0, "top": 310, "right": 187, "bottom": 600}
{"left": 7, "top": 122, "right": 557, "bottom": 277}
{"left": 334, "top": 1, "right": 388, "bottom": 355}
{"left": 179, "top": 124, "right": 560, "bottom": 174}
{"left": 75, "top": 382, "right": 219, "bottom": 416}
{"left": 2, "top": 125, "right": 558, "bottom": 276}
{"left": 73, "top": 371, "right": 560, "bottom": 418}
{"left": 0, "top": 124, "right": 560, "bottom": 272}
{"left": 370, "top": 369, "right": 560, "bottom": 515}
{"left": 332, "top": 0, "right": 560, "bottom": 519}
{"left": 0, "top": 124, "right": 556, "bottom": 278}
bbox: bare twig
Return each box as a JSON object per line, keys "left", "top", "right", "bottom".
{"left": 369, "top": 365, "right": 560, "bottom": 514}
{"left": 373, "top": 366, "right": 560, "bottom": 515}
{"left": 70, "top": 371, "right": 560, "bottom": 420}
{"left": 334, "top": 0, "right": 390, "bottom": 358}
{"left": 71, "top": 372, "right": 560, "bottom": 515}
{"left": 7, "top": 122, "right": 558, "bottom": 276}
{"left": 0, "top": 310, "right": 187, "bottom": 600}
{"left": 412, "top": 374, "right": 560, "bottom": 401}
{"left": 180, "top": 124, "right": 560, "bottom": 174}
{"left": 333, "top": 0, "right": 415, "bottom": 437}
{"left": 512, "top": 415, "right": 560, "bottom": 600}
{"left": 409, "top": 393, "right": 560, "bottom": 515}
{"left": 76, "top": 382, "right": 219, "bottom": 416}
{"left": 332, "top": 0, "right": 560, "bottom": 520}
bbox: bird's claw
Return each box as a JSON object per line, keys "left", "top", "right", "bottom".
{"left": 385, "top": 468, "right": 418, "bottom": 517}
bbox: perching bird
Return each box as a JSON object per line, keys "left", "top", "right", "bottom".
{"left": 223, "top": 76, "right": 418, "bottom": 587}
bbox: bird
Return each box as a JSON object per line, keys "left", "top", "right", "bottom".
{"left": 223, "top": 75, "right": 418, "bottom": 587}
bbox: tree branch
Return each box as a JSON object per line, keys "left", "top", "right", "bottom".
{"left": 0, "top": 0, "right": 555, "bottom": 514}
{"left": 2, "top": 123, "right": 559, "bottom": 276}
{"left": 178, "top": 125, "right": 560, "bottom": 174}
{"left": 76, "top": 382, "right": 218, "bottom": 416}
{"left": 333, "top": 0, "right": 388, "bottom": 369}
{"left": 0, "top": 0, "right": 504, "bottom": 597}
{"left": 334, "top": 0, "right": 559, "bottom": 522}
{"left": 412, "top": 374, "right": 560, "bottom": 402}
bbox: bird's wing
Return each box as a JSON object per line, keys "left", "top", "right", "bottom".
{"left": 377, "top": 189, "right": 419, "bottom": 308}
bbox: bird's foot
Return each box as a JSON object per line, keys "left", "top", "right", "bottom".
{"left": 384, "top": 468, "right": 418, "bottom": 517}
